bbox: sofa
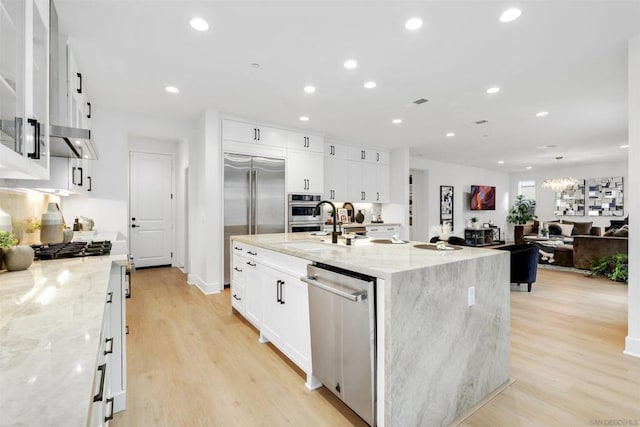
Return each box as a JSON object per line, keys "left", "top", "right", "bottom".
{"left": 514, "top": 219, "right": 628, "bottom": 269}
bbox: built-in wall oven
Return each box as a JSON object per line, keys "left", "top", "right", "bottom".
{"left": 288, "top": 194, "right": 323, "bottom": 232}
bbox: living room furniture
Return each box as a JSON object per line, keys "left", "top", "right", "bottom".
{"left": 573, "top": 235, "right": 629, "bottom": 269}
{"left": 523, "top": 236, "right": 574, "bottom": 267}
{"left": 464, "top": 227, "right": 503, "bottom": 247}
{"left": 496, "top": 244, "right": 540, "bottom": 292}
{"left": 514, "top": 221, "right": 602, "bottom": 245}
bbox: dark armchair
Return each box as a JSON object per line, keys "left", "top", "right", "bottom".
{"left": 497, "top": 244, "right": 539, "bottom": 292}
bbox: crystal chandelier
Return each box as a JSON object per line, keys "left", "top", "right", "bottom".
{"left": 541, "top": 177, "right": 579, "bottom": 192}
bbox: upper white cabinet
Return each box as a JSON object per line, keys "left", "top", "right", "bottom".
{"left": 0, "top": 0, "right": 49, "bottom": 179}
{"left": 67, "top": 44, "right": 92, "bottom": 131}
{"left": 327, "top": 142, "right": 389, "bottom": 202}
{"left": 287, "top": 131, "right": 323, "bottom": 153}
{"left": 287, "top": 150, "right": 324, "bottom": 194}
{"left": 222, "top": 119, "right": 287, "bottom": 148}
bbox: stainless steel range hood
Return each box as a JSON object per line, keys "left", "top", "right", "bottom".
{"left": 49, "top": 124, "right": 97, "bottom": 159}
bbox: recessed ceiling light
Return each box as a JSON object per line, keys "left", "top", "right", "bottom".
{"left": 344, "top": 59, "right": 358, "bottom": 69}
{"left": 499, "top": 8, "right": 522, "bottom": 23}
{"left": 525, "top": 166, "right": 532, "bottom": 170}
{"left": 299, "top": 116, "right": 309, "bottom": 121}
{"left": 165, "top": 86, "right": 179, "bottom": 94}
{"left": 364, "top": 81, "right": 377, "bottom": 89}
{"left": 498, "top": 160, "right": 505, "bottom": 164}
{"left": 303, "top": 85, "right": 316, "bottom": 93}
{"left": 405, "top": 17, "right": 423, "bottom": 31}
{"left": 189, "top": 17, "right": 209, "bottom": 31}
{"left": 620, "top": 144, "right": 629, "bottom": 148}
{"left": 251, "top": 63, "right": 260, "bottom": 69}
{"left": 536, "top": 111, "right": 549, "bottom": 117}
{"left": 486, "top": 87, "right": 500, "bottom": 94}
{"left": 446, "top": 132, "right": 455, "bottom": 137}
{"left": 392, "top": 119, "right": 402, "bottom": 124}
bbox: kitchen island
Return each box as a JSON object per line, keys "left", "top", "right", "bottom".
{"left": 230, "top": 232, "right": 510, "bottom": 427}
{"left": 0, "top": 255, "right": 127, "bottom": 426}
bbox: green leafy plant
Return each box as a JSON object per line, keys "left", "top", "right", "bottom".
{"left": 470, "top": 217, "right": 478, "bottom": 223}
{"left": 540, "top": 227, "right": 549, "bottom": 237}
{"left": 588, "top": 253, "right": 628, "bottom": 283}
{"left": 506, "top": 194, "right": 537, "bottom": 225}
{"left": 0, "top": 230, "right": 18, "bottom": 249}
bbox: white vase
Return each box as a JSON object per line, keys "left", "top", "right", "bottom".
{"left": 40, "top": 203, "right": 64, "bottom": 244}
{"left": 0, "top": 207, "right": 11, "bottom": 233}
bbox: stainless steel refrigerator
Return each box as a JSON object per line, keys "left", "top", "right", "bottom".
{"left": 224, "top": 153, "right": 286, "bottom": 285}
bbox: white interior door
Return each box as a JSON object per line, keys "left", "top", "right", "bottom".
{"left": 130, "top": 151, "right": 173, "bottom": 268}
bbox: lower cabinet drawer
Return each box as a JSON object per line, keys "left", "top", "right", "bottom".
{"left": 231, "top": 283, "right": 245, "bottom": 313}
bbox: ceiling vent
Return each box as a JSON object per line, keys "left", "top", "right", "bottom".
{"left": 413, "top": 98, "right": 429, "bottom": 105}
{"left": 474, "top": 119, "right": 488, "bottom": 124}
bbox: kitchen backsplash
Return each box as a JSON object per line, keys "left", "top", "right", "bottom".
{"left": 0, "top": 189, "right": 61, "bottom": 244}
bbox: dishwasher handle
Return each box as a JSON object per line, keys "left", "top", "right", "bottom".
{"left": 301, "top": 275, "right": 367, "bottom": 302}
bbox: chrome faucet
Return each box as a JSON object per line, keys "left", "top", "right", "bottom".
{"left": 313, "top": 200, "right": 338, "bottom": 244}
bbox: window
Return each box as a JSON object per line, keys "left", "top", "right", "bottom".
{"left": 519, "top": 180, "right": 536, "bottom": 200}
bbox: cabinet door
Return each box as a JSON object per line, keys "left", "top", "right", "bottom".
{"left": 361, "top": 163, "right": 377, "bottom": 202}
{"left": 243, "top": 259, "right": 262, "bottom": 328}
{"left": 280, "top": 271, "right": 311, "bottom": 372}
{"left": 347, "top": 160, "right": 363, "bottom": 201}
{"left": 324, "top": 156, "right": 348, "bottom": 202}
{"left": 230, "top": 253, "right": 246, "bottom": 314}
{"left": 324, "top": 142, "right": 348, "bottom": 159}
{"left": 287, "top": 150, "right": 324, "bottom": 193}
{"left": 261, "top": 266, "right": 286, "bottom": 345}
{"left": 376, "top": 164, "right": 390, "bottom": 202}
{"left": 222, "top": 119, "right": 258, "bottom": 143}
{"left": 256, "top": 125, "right": 287, "bottom": 147}
{"left": 288, "top": 131, "right": 323, "bottom": 153}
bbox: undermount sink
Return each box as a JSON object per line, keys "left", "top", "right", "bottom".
{"left": 276, "top": 240, "right": 346, "bottom": 251}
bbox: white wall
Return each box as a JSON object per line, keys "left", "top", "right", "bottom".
{"left": 186, "top": 110, "right": 222, "bottom": 294}
{"left": 509, "top": 161, "right": 628, "bottom": 232}
{"left": 626, "top": 34, "right": 639, "bottom": 358}
{"left": 409, "top": 157, "right": 511, "bottom": 241}
{"left": 383, "top": 148, "right": 411, "bottom": 240}
{"left": 61, "top": 107, "right": 195, "bottom": 269}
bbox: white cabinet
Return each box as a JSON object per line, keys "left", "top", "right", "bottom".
{"left": 324, "top": 141, "right": 348, "bottom": 159}
{"left": 230, "top": 240, "right": 315, "bottom": 388}
{"left": 8, "top": 156, "right": 93, "bottom": 194}
{"left": 287, "top": 131, "right": 323, "bottom": 153}
{"left": 366, "top": 224, "right": 400, "bottom": 238}
{"left": 287, "top": 149, "right": 324, "bottom": 194}
{"left": 222, "top": 119, "right": 287, "bottom": 148}
{"left": 324, "top": 156, "right": 348, "bottom": 201}
{"left": 67, "top": 44, "right": 92, "bottom": 131}
{"left": 0, "top": 0, "right": 49, "bottom": 179}
{"left": 261, "top": 264, "right": 311, "bottom": 373}
{"left": 88, "top": 262, "right": 125, "bottom": 426}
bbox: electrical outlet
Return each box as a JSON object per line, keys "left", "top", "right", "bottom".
{"left": 468, "top": 286, "right": 475, "bottom": 306}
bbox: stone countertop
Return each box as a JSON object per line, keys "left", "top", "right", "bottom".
{"left": 0, "top": 255, "right": 126, "bottom": 427}
{"left": 231, "top": 232, "right": 501, "bottom": 280}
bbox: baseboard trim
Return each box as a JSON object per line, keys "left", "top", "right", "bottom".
{"left": 624, "top": 336, "right": 640, "bottom": 358}
{"left": 187, "top": 274, "right": 221, "bottom": 295}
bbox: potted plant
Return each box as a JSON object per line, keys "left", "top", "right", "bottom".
{"left": 0, "top": 230, "right": 18, "bottom": 270}
{"left": 588, "top": 253, "right": 628, "bottom": 283}
{"left": 540, "top": 227, "right": 549, "bottom": 238}
{"left": 506, "top": 195, "right": 537, "bottom": 225}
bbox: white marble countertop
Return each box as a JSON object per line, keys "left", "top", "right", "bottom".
{"left": 0, "top": 254, "right": 126, "bottom": 427}
{"left": 231, "top": 232, "right": 501, "bottom": 279}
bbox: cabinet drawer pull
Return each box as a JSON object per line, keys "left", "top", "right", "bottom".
{"left": 257, "top": 128, "right": 261, "bottom": 141}
{"left": 87, "top": 176, "right": 92, "bottom": 192}
{"left": 93, "top": 363, "right": 106, "bottom": 402}
{"left": 247, "top": 250, "right": 257, "bottom": 256}
{"left": 234, "top": 267, "right": 242, "bottom": 272}
{"left": 233, "top": 294, "right": 242, "bottom": 301}
{"left": 106, "top": 292, "right": 113, "bottom": 303}
{"left": 104, "top": 337, "right": 114, "bottom": 355}
{"left": 87, "top": 102, "right": 92, "bottom": 119}
{"left": 27, "top": 119, "right": 41, "bottom": 160}
{"left": 280, "top": 280, "right": 285, "bottom": 304}
{"left": 233, "top": 246, "right": 243, "bottom": 251}
{"left": 105, "top": 397, "right": 114, "bottom": 422}
{"left": 276, "top": 280, "right": 281, "bottom": 303}
{"left": 77, "top": 72, "right": 83, "bottom": 94}
{"left": 246, "top": 261, "right": 256, "bottom": 267}
{"left": 387, "top": 228, "right": 395, "bottom": 231}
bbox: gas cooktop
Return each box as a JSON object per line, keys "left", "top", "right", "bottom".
{"left": 31, "top": 241, "right": 112, "bottom": 261}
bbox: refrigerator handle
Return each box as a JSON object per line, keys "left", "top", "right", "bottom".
{"left": 253, "top": 169, "right": 258, "bottom": 234}
{"left": 248, "top": 166, "right": 253, "bottom": 234}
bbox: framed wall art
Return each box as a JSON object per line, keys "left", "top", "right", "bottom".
{"left": 440, "top": 185, "right": 454, "bottom": 230}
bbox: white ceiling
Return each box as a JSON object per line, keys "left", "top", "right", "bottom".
{"left": 55, "top": 1, "right": 640, "bottom": 173}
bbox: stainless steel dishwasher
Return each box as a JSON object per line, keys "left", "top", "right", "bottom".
{"left": 302, "top": 263, "right": 376, "bottom": 426}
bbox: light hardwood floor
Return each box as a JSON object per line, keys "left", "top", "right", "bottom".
{"left": 113, "top": 267, "right": 640, "bottom": 427}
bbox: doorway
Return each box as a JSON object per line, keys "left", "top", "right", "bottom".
{"left": 129, "top": 151, "right": 173, "bottom": 268}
